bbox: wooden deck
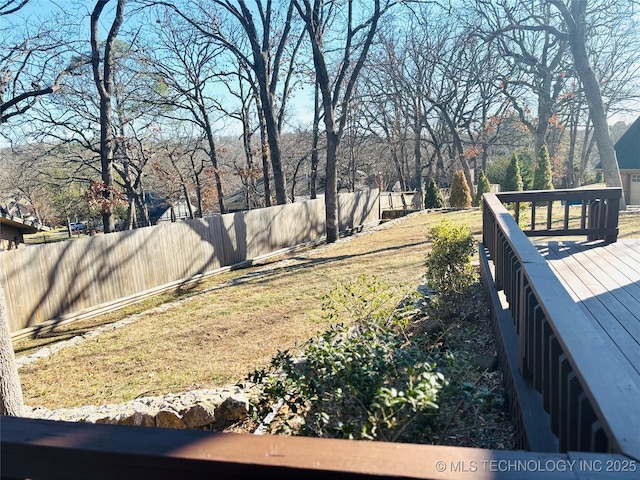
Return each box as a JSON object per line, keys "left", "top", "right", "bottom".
{"left": 480, "top": 189, "right": 640, "bottom": 459}
{"left": 538, "top": 240, "right": 640, "bottom": 376}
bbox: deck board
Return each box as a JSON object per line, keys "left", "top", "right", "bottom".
{"left": 537, "top": 240, "right": 640, "bottom": 376}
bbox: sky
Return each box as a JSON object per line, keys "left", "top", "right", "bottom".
{"left": 2, "top": 0, "right": 638, "bottom": 147}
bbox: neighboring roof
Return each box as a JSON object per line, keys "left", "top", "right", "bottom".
{"left": 0, "top": 213, "right": 41, "bottom": 234}
{"left": 144, "top": 192, "right": 197, "bottom": 224}
{"left": 614, "top": 116, "right": 640, "bottom": 170}
{"left": 224, "top": 175, "right": 328, "bottom": 207}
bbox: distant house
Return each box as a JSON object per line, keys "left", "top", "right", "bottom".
{"left": 224, "top": 174, "right": 373, "bottom": 212}
{"left": 0, "top": 211, "right": 40, "bottom": 250}
{"left": 614, "top": 116, "right": 640, "bottom": 205}
{"left": 145, "top": 193, "right": 197, "bottom": 224}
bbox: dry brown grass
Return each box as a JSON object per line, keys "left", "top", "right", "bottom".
{"left": 17, "top": 210, "right": 483, "bottom": 409}
{"left": 15, "top": 207, "right": 639, "bottom": 410}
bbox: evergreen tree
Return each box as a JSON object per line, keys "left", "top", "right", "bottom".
{"left": 424, "top": 178, "right": 445, "bottom": 208}
{"left": 517, "top": 151, "right": 535, "bottom": 190}
{"left": 533, "top": 145, "right": 554, "bottom": 190}
{"left": 449, "top": 170, "right": 472, "bottom": 208}
{"left": 474, "top": 169, "right": 492, "bottom": 207}
{"left": 504, "top": 153, "right": 524, "bottom": 192}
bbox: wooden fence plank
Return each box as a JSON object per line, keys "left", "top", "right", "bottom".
{"left": 2, "top": 191, "right": 380, "bottom": 334}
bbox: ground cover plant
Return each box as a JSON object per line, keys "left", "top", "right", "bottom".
{"left": 250, "top": 276, "right": 447, "bottom": 443}
{"left": 248, "top": 220, "right": 514, "bottom": 448}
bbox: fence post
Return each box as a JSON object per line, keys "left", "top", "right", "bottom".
{"left": 604, "top": 196, "right": 619, "bottom": 244}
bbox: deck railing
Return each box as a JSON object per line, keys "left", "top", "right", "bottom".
{"left": 480, "top": 188, "right": 639, "bottom": 462}
{"left": 2, "top": 416, "right": 638, "bottom": 479}
{"left": 495, "top": 187, "right": 621, "bottom": 243}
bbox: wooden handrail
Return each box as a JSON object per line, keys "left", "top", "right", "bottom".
{"left": 494, "top": 188, "right": 621, "bottom": 243}
{"left": 2, "top": 417, "right": 638, "bottom": 479}
{"left": 481, "top": 189, "right": 640, "bottom": 461}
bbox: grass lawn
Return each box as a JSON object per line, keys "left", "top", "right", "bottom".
{"left": 16, "top": 209, "right": 483, "bottom": 409}
{"left": 14, "top": 207, "right": 639, "bottom": 410}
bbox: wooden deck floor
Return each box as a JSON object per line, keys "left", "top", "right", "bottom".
{"left": 537, "top": 240, "right": 640, "bottom": 376}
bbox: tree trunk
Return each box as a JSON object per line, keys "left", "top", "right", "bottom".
{"left": 135, "top": 184, "right": 151, "bottom": 226}
{"left": 91, "top": 0, "right": 125, "bottom": 234}
{"left": 0, "top": 285, "right": 23, "bottom": 416}
{"left": 412, "top": 105, "right": 423, "bottom": 209}
{"left": 99, "top": 93, "right": 116, "bottom": 233}
{"left": 200, "top": 106, "right": 225, "bottom": 214}
{"left": 254, "top": 56, "right": 287, "bottom": 205}
{"left": 310, "top": 82, "right": 321, "bottom": 199}
{"left": 563, "top": 1, "right": 625, "bottom": 208}
{"left": 255, "top": 97, "right": 272, "bottom": 207}
{"left": 325, "top": 131, "right": 339, "bottom": 243}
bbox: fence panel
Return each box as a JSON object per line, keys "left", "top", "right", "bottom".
{"left": 1, "top": 191, "right": 379, "bottom": 334}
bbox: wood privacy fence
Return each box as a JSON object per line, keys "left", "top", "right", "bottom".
{"left": 1, "top": 190, "right": 380, "bottom": 334}
{"left": 379, "top": 191, "right": 422, "bottom": 211}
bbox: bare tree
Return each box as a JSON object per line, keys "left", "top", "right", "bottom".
{"left": 293, "top": 0, "right": 392, "bottom": 243}
{"left": 479, "top": 0, "right": 628, "bottom": 207}
{"left": 0, "top": 2, "right": 87, "bottom": 130}
{"left": 148, "top": 12, "right": 228, "bottom": 213}
{"left": 474, "top": 0, "right": 570, "bottom": 160}
{"left": 150, "top": 0, "right": 302, "bottom": 206}
{"left": 90, "top": 0, "right": 127, "bottom": 232}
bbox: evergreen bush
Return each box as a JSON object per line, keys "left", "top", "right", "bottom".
{"left": 424, "top": 219, "right": 477, "bottom": 298}
{"left": 504, "top": 153, "right": 524, "bottom": 192}
{"left": 533, "top": 145, "right": 554, "bottom": 191}
{"left": 517, "top": 151, "right": 534, "bottom": 190}
{"left": 448, "top": 170, "right": 472, "bottom": 208}
{"left": 424, "top": 178, "right": 445, "bottom": 208}
{"left": 473, "top": 170, "right": 491, "bottom": 207}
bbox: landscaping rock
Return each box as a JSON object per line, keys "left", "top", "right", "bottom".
{"left": 182, "top": 401, "right": 217, "bottom": 428}
{"left": 215, "top": 394, "right": 250, "bottom": 421}
{"left": 155, "top": 408, "right": 184, "bottom": 429}
{"left": 24, "top": 385, "right": 256, "bottom": 430}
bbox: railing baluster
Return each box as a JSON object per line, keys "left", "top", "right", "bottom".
{"left": 533, "top": 306, "right": 544, "bottom": 392}
{"left": 531, "top": 203, "right": 536, "bottom": 231}
{"left": 519, "top": 279, "right": 532, "bottom": 378}
{"left": 549, "top": 340, "right": 562, "bottom": 437}
{"left": 577, "top": 392, "right": 597, "bottom": 451}
{"left": 546, "top": 201, "right": 553, "bottom": 230}
{"left": 564, "top": 200, "right": 570, "bottom": 231}
{"left": 542, "top": 321, "right": 552, "bottom": 413}
{"left": 566, "top": 373, "right": 582, "bottom": 451}
{"left": 605, "top": 197, "right": 619, "bottom": 243}
{"left": 591, "top": 420, "right": 608, "bottom": 452}
{"left": 558, "top": 355, "right": 572, "bottom": 451}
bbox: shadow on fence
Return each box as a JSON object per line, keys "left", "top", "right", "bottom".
{"left": 0, "top": 191, "right": 379, "bottom": 335}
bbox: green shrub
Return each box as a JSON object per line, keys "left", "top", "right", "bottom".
{"left": 517, "top": 150, "right": 534, "bottom": 191}
{"left": 533, "top": 145, "right": 554, "bottom": 191}
{"left": 473, "top": 169, "right": 491, "bottom": 207}
{"left": 504, "top": 153, "right": 524, "bottom": 192}
{"left": 424, "top": 220, "right": 477, "bottom": 298}
{"left": 449, "top": 170, "right": 472, "bottom": 208}
{"left": 424, "top": 178, "right": 445, "bottom": 209}
{"left": 486, "top": 156, "right": 509, "bottom": 188}
{"left": 250, "top": 276, "right": 446, "bottom": 442}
